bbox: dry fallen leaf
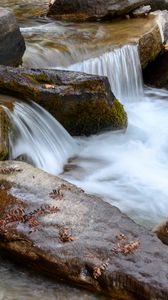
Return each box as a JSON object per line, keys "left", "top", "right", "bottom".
{"left": 44, "top": 84, "right": 55, "bottom": 89}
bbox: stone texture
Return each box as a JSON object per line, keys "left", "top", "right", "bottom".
{"left": 47, "top": 0, "right": 151, "bottom": 21}
{"left": 0, "top": 8, "right": 25, "bottom": 67}
{"left": 0, "top": 161, "right": 168, "bottom": 299}
{"left": 138, "top": 22, "right": 163, "bottom": 67}
{"left": 143, "top": 51, "right": 168, "bottom": 88}
{"left": 0, "top": 66, "right": 127, "bottom": 136}
{"left": 150, "top": 0, "right": 168, "bottom": 11}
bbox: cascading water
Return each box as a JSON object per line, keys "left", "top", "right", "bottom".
{"left": 3, "top": 100, "right": 77, "bottom": 175}
{"left": 60, "top": 44, "right": 168, "bottom": 228}
{"left": 66, "top": 45, "right": 144, "bottom": 103}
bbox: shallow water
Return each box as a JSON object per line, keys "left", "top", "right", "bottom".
{"left": 0, "top": 258, "right": 106, "bottom": 300}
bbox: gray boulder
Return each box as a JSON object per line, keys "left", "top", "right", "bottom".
{"left": 0, "top": 161, "right": 168, "bottom": 299}
{"left": 0, "top": 8, "right": 25, "bottom": 66}
{"left": 47, "top": 0, "right": 151, "bottom": 21}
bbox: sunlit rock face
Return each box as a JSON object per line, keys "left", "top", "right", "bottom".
{"left": 0, "top": 161, "right": 168, "bottom": 299}
{"left": 47, "top": 0, "right": 151, "bottom": 21}
{"left": 0, "top": 8, "right": 25, "bottom": 66}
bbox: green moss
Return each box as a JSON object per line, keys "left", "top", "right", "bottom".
{"left": 41, "top": 95, "right": 127, "bottom": 136}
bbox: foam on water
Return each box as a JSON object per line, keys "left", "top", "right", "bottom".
{"left": 61, "top": 45, "right": 168, "bottom": 227}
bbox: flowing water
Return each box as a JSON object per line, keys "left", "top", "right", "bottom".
{"left": 1, "top": 0, "right": 168, "bottom": 299}
{"left": 3, "top": 100, "right": 77, "bottom": 175}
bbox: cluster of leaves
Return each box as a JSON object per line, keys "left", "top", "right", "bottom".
{"left": 93, "top": 259, "right": 109, "bottom": 279}
{"left": 92, "top": 233, "right": 140, "bottom": 280}
{"left": 0, "top": 205, "right": 60, "bottom": 234}
{"left": 59, "top": 226, "right": 76, "bottom": 243}
{"left": 0, "top": 167, "right": 23, "bottom": 175}
{"left": 112, "top": 233, "right": 140, "bottom": 256}
{"left": 49, "top": 183, "right": 71, "bottom": 200}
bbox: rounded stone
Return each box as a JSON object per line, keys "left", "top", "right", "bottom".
{"left": 0, "top": 8, "right": 25, "bottom": 66}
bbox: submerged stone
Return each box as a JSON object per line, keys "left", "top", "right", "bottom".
{"left": 0, "top": 67, "right": 127, "bottom": 136}
{"left": 0, "top": 161, "right": 168, "bottom": 299}
{"left": 0, "top": 8, "right": 25, "bottom": 67}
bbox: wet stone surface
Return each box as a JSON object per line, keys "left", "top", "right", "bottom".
{"left": 0, "top": 161, "right": 168, "bottom": 299}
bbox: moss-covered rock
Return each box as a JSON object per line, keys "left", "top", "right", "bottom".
{"left": 0, "top": 66, "right": 127, "bottom": 136}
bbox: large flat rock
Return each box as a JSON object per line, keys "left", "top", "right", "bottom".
{"left": 0, "top": 8, "right": 25, "bottom": 66}
{"left": 47, "top": 0, "right": 150, "bottom": 21}
{"left": 0, "top": 161, "right": 168, "bottom": 299}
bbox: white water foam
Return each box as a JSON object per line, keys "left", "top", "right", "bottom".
{"left": 61, "top": 45, "right": 168, "bottom": 227}
{"left": 3, "top": 101, "right": 77, "bottom": 175}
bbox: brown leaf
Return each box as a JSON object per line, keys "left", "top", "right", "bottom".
{"left": 43, "top": 84, "right": 55, "bottom": 89}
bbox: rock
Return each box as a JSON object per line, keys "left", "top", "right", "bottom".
{"left": 150, "top": 0, "right": 168, "bottom": 11}
{"left": 153, "top": 220, "right": 168, "bottom": 245}
{"left": 47, "top": 0, "right": 151, "bottom": 22}
{"left": 0, "top": 8, "right": 25, "bottom": 67}
{"left": 0, "top": 160, "right": 168, "bottom": 299}
{"left": 0, "top": 66, "right": 127, "bottom": 136}
{"left": 143, "top": 51, "right": 168, "bottom": 88}
{"left": 132, "top": 5, "right": 151, "bottom": 17}
{"left": 138, "top": 20, "right": 163, "bottom": 67}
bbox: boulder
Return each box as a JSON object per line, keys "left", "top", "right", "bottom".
{"left": 47, "top": 0, "right": 151, "bottom": 21}
{"left": 143, "top": 51, "right": 168, "bottom": 88}
{"left": 0, "top": 66, "right": 127, "bottom": 136}
{"left": 0, "top": 8, "right": 25, "bottom": 67}
{"left": 0, "top": 161, "right": 168, "bottom": 299}
{"left": 138, "top": 18, "right": 162, "bottom": 67}
{"left": 150, "top": 0, "right": 168, "bottom": 11}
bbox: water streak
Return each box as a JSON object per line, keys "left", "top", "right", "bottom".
{"left": 62, "top": 45, "right": 144, "bottom": 103}
{"left": 3, "top": 101, "right": 77, "bottom": 175}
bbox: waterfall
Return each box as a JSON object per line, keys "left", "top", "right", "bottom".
{"left": 2, "top": 100, "right": 77, "bottom": 175}
{"left": 65, "top": 45, "right": 144, "bottom": 103}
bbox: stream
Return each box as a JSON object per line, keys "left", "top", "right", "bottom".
{"left": 0, "top": 0, "right": 168, "bottom": 299}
